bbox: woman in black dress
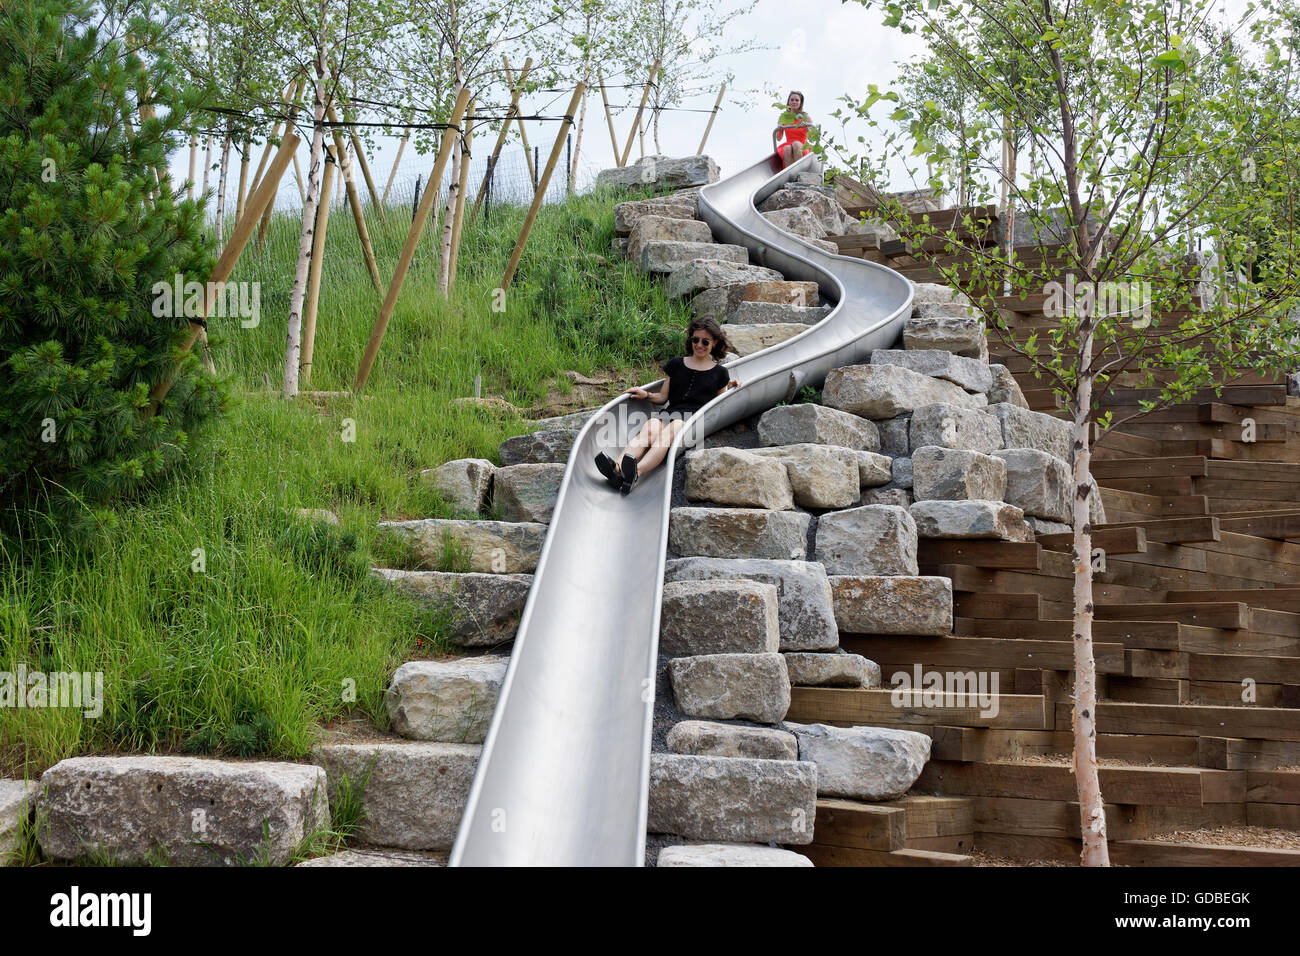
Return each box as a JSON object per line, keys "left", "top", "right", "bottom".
{"left": 595, "top": 318, "right": 740, "bottom": 494}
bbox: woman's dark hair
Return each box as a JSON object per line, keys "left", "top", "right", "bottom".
{"left": 684, "top": 317, "right": 729, "bottom": 360}
{"left": 788, "top": 90, "right": 805, "bottom": 110}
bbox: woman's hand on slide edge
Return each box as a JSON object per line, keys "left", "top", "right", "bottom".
{"left": 626, "top": 386, "right": 649, "bottom": 399}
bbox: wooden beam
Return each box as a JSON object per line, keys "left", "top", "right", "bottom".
{"left": 325, "top": 101, "right": 382, "bottom": 294}
{"left": 502, "top": 57, "right": 535, "bottom": 182}
{"left": 1090, "top": 456, "right": 1208, "bottom": 478}
{"left": 916, "top": 540, "right": 1041, "bottom": 569}
{"left": 1038, "top": 526, "right": 1146, "bottom": 555}
{"left": 1217, "top": 514, "right": 1300, "bottom": 539}
{"left": 1097, "top": 516, "right": 1221, "bottom": 543}
{"left": 696, "top": 82, "right": 725, "bottom": 154}
{"left": 472, "top": 58, "right": 532, "bottom": 219}
{"left": 618, "top": 60, "right": 659, "bottom": 167}
{"left": 381, "top": 129, "right": 409, "bottom": 205}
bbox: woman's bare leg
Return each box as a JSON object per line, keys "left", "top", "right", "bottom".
{"left": 634, "top": 418, "right": 686, "bottom": 474}
{"left": 619, "top": 417, "right": 661, "bottom": 461}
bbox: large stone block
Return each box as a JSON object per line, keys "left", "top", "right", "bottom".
{"left": 904, "top": 313, "right": 988, "bottom": 361}
{"left": 993, "top": 448, "right": 1071, "bottom": 522}
{"left": 492, "top": 463, "right": 565, "bottom": 523}
{"left": 376, "top": 518, "right": 546, "bottom": 573}
{"left": 814, "top": 505, "right": 919, "bottom": 575}
{"left": 598, "top": 154, "right": 720, "bottom": 191}
{"left": 498, "top": 429, "right": 579, "bottom": 465}
{"left": 823, "top": 364, "right": 985, "bottom": 419}
{"left": 38, "top": 757, "right": 329, "bottom": 866}
{"left": 692, "top": 279, "right": 820, "bottom": 320}
{"left": 912, "top": 446, "right": 1007, "bottom": 501}
{"left": 877, "top": 415, "right": 911, "bottom": 457}
{"left": 626, "top": 214, "right": 713, "bottom": 262}
{"left": 669, "top": 507, "right": 810, "bottom": 561}
{"left": 421, "top": 458, "right": 494, "bottom": 513}
{"left": 665, "top": 557, "right": 839, "bottom": 651}
{"left": 870, "top": 349, "right": 993, "bottom": 393}
{"left": 647, "top": 754, "right": 818, "bottom": 844}
{"left": 0, "top": 780, "right": 36, "bottom": 863}
{"left": 668, "top": 652, "right": 791, "bottom": 723}
{"left": 759, "top": 185, "right": 852, "bottom": 233}
{"left": 743, "top": 443, "right": 861, "bottom": 509}
{"left": 784, "top": 652, "right": 880, "bottom": 688}
{"left": 723, "top": 323, "right": 808, "bottom": 357}
{"left": 373, "top": 569, "right": 533, "bottom": 646}
{"left": 312, "top": 743, "right": 478, "bottom": 851}
{"left": 657, "top": 843, "right": 814, "bottom": 867}
{"left": 829, "top": 575, "right": 953, "bottom": 636}
{"left": 758, "top": 404, "right": 880, "bottom": 452}
{"left": 983, "top": 403, "right": 1075, "bottom": 463}
{"left": 783, "top": 723, "right": 931, "bottom": 799}
{"left": 988, "top": 364, "right": 1028, "bottom": 408}
{"left": 908, "top": 403, "right": 1001, "bottom": 454}
{"left": 760, "top": 205, "right": 827, "bottom": 240}
{"left": 665, "top": 720, "right": 798, "bottom": 760}
{"left": 386, "top": 657, "right": 508, "bottom": 743}
{"left": 728, "top": 301, "right": 830, "bottom": 325}
{"left": 614, "top": 195, "right": 697, "bottom": 235}
{"left": 684, "top": 448, "right": 795, "bottom": 510}
{"left": 856, "top": 451, "right": 893, "bottom": 487}
{"left": 641, "top": 239, "right": 747, "bottom": 273}
{"left": 659, "top": 579, "right": 781, "bottom": 655}
{"left": 667, "top": 260, "right": 783, "bottom": 299}
{"left": 910, "top": 499, "right": 1034, "bottom": 542}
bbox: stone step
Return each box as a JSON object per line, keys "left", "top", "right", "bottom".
{"left": 727, "top": 301, "right": 831, "bottom": 325}
{"left": 420, "top": 458, "right": 494, "bottom": 513}
{"left": 668, "top": 652, "right": 791, "bottom": 723}
{"left": 614, "top": 194, "right": 699, "bottom": 236}
{"left": 783, "top": 722, "right": 931, "bottom": 799}
{"left": 660, "top": 578, "right": 781, "bottom": 654}
{"left": 693, "top": 279, "right": 822, "bottom": 320}
{"left": 785, "top": 651, "right": 881, "bottom": 688}
{"left": 498, "top": 428, "right": 578, "bottom": 465}
{"left": 828, "top": 574, "right": 954, "bottom": 636}
{"left": 824, "top": 363, "right": 986, "bottom": 420}
{"left": 722, "top": 322, "right": 807, "bottom": 357}
{"left": 375, "top": 518, "right": 546, "bottom": 573}
{"left": 387, "top": 657, "right": 508, "bottom": 742}
{"left": 757, "top": 404, "right": 880, "bottom": 452}
{"left": 910, "top": 499, "right": 1034, "bottom": 542}
{"left": 626, "top": 215, "right": 713, "bottom": 262}
{"left": 657, "top": 842, "right": 814, "bottom": 866}
{"left": 36, "top": 756, "right": 329, "bottom": 866}
{"left": 665, "top": 720, "right": 799, "bottom": 760}
{"left": 311, "top": 741, "right": 480, "bottom": 852}
{"left": 669, "top": 506, "right": 810, "bottom": 561}
{"left": 641, "top": 239, "right": 747, "bottom": 273}
{"left": 871, "top": 348, "right": 993, "bottom": 393}
{"left": 373, "top": 568, "right": 533, "bottom": 646}
{"left": 667, "top": 260, "right": 784, "bottom": 299}
{"left": 598, "top": 154, "right": 719, "bottom": 192}
{"left": 492, "top": 462, "right": 564, "bottom": 523}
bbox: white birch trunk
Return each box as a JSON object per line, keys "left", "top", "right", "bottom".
{"left": 215, "top": 128, "right": 232, "bottom": 247}
{"left": 570, "top": 80, "right": 588, "bottom": 190}
{"left": 283, "top": 56, "right": 328, "bottom": 400}
{"left": 438, "top": 138, "right": 460, "bottom": 293}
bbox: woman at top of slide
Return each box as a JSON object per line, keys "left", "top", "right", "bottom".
{"left": 773, "top": 90, "right": 815, "bottom": 169}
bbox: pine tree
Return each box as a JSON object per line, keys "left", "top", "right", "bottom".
{"left": 0, "top": 0, "right": 230, "bottom": 517}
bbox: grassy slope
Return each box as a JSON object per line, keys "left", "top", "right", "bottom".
{"left": 0, "top": 183, "right": 691, "bottom": 777}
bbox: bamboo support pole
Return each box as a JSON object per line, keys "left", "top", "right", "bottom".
{"left": 697, "top": 82, "right": 725, "bottom": 154}
{"left": 353, "top": 88, "right": 471, "bottom": 394}
{"left": 597, "top": 69, "right": 621, "bottom": 165}
{"left": 256, "top": 82, "right": 305, "bottom": 250}
{"left": 349, "top": 126, "right": 385, "bottom": 221}
{"left": 619, "top": 60, "right": 658, "bottom": 167}
{"left": 502, "top": 57, "right": 535, "bottom": 182}
{"left": 500, "top": 83, "right": 585, "bottom": 292}
{"left": 326, "top": 102, "right": 382, "bottom": 293}
{"left": 248, "top": 79, "right": 300, "bottom": 198}
{"left": 472, "top": 57, "right": 532, "bottom": 218}
{"left": 300, "top": 146, "right": 337, "bottom": 387}
{"left": 291, "top": 151, "right": 307, "bottom": 202}
{"left": 147, "top": 129, "right": 301, "bottom": 414}
{"left": 448, "top": 102, "right": 475, "bottom": 291}
{"left": 381, "top": 129, "right": 409, "bottom": 205}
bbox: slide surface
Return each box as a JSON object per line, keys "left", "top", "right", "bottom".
{"left": 449, "top": 152, "right": 914, "bottom": 866}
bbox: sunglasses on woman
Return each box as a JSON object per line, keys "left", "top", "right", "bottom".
{"left": 690, "top": 336, "right": 713, "bottom": 346}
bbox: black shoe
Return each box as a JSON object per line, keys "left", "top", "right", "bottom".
{"left": 594, "top": 452, "right": 623, "bottom": 489}
{"left": 619, "top": 455, "right": 639, "bottom": 495}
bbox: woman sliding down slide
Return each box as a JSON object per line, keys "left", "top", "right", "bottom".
{"left": 773, "top": 90, "right": 816, "bottom": 169}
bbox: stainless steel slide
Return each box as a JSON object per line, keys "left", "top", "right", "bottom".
{"left": 449, "top": 151, "right": 914, "bottom": 866}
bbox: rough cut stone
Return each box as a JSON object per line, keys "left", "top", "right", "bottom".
{"left": 758, "top": 404, "right": 880, "bottom": 451}
{"left": 983, "top": 403, "right": 1074, "bottom": 463}
{"left": 641, "top": 239, "right": 747, "bottom": 273}
{"left": 669, "top": 507, "right": 810, "bottom": 561}
{"left": 665, "top": 557, "right": 839, "bottom": 651}
{"left": 598, "top": 154, "right": 720, "bottom": 190}
{"left": 38, "top": 757, "right": 329, "bottom": 866}
{"left": 647, "top": 754, "right": 818, "bottom": 845}
{"left": 312, "top": 743, "right": 478, "bottom": 851}
{"left": 783, "top": 723, "right": 931, "bottom": 799}
{"left": 871, "top": 349, "right": 993, "bottom": 393}
{"left": 1088, "top": 476, "right": 1107, "bottom": 524}
{"left": 723, "top": 323, "right": 807, "bottom": 357}
{"left": 910, "top": 499, "right": 1034, "bottom": 542}
{"left": 858, "top": 487, "right": 914, "bottom": 508}
{"left": 498, "top": 429, "right": 579, "bottom": 465}
{"left": 823, "top": 364, "right": 985, "bottom": 419}
{"left": 684, "top": 448, "right": 794, "bottom": 509}
{"left": 856, "top": 451, "right": 893, "bottom": 487}
{"left": 657, "top": 843, "right": 814, "bottom": 867}
{"left": 0, "top": 780, "right": 36, "bottom": 863}
{"left": 386, "top": 657, "right": 508, "bottom": 744}
{"left": 692, "top": 279, "right": 819, "bottom": 319}
{"left": 829, "top": 575, "right": 953, "bottom": 636}
{"left": 989, "top": 364, "right": 1028, "bottom": 408}
{"left": 904, "top": 314, "right": 988, "bottom": 361}
{"left": 908, "top": 403, "right": 1000, "bottom": 454}
{"left": 729, "top": 301, "right": 830, "bottom": 325}
{"left": 815, "top": 505, "right": 919, "bottom": 575}
{"left": 912, "top": 446, "right": 1007, "bottom": 502}
{"left": 784, "top": 652, "right": 880, "bottom": 688}
{"left": 892, "top": 457, "right": 914, "bottom": 488}
{"left": 759, "top": 186, "right": 852, "bottom": 233}
{"left": 666, "top": 720, "right": 798, "bottom": 760}
{"left": 911, "top": 282, "right": 973, "bottom": 309}
{"left": 761, "top": 205, "right": 827, "bottom": 240}
{"left": 297, "top": 848, "right": 444, "bottom": 867}
{"left": 659, "top": 579, "right": 781, "bottom": 656}
{"left": 376, "top": 518, "right": 546, "bottom": 573}
{"left": 530, "top": 407, "right": 602, "bottom": 430}
{"left": 877, "top": 415, "right": 911, "bottom": 457}
{"left": 1027, "top": 517, "right": 1072, "bottom": 535}
{"left": 492, "top": 463, "right": 565, "bottom": 523}
{"left": 994, "top": 448, "right": 1071, "bottom": 522}
{"left": 614, "top": 195, "right": 697, "bottom": 235}
{"left": 667, "top": 260, "right": 783, "bottom": 299}
{"left": 296, "top": 508, "right": 340, "bottom": 526}
{"left": 743, "top": 443, "right": 861, "bottom": 509}
{"left": 421, "top": 458, "right": 495, "bottom": 513}
{"left": 373, "top": 569, "right": 532, "bottom": 646}
{"left": 626, "top": 215, "right": 713, "bottom": 262}
{"left": 668, "top": 653, "right": 791, "bottom": 723}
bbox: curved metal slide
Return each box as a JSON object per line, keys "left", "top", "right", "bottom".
{"left": 449, "top": 151, "right": 914, "bottom": 866}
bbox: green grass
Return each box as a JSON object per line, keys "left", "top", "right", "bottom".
{"left": 0, "top": 182, "right": 692, "bottom": 777}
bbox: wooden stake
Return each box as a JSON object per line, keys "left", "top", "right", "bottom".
{"left": 697, "top": 82, "right": 725, "bottom": 154}
{"left": 353, "top": 89, "right": 471, "bottom": 394}
{"left": 448, "top": 103, "right": 475, "bottom": 290}
{"left": 256, "top": 83, "right": 305, "bottom": 250}
{"left": 301, "top": 146, "right": 337, "bottom": 386}
{"left": 147, "top": 129, "right": 301, "bottom": 414}
{"left": 597, "top": 69, "right": 620, "bottom": 165}
{"left": 248, "top": 79, "right": 300, "bottom": 199}
{"left": 503, "top": 57, "right": 535, "bottom": 183}
{"left": 619, "top": 60, "right": 658, "bottom": 167}
{"left": 381, "top": 129, "right": 410, "bottom": 205}
{"left": 500, "top": 83, "right": 585, "bottom": 292}
{"left": 349, "top": 125, "right": 385, "bottom": 221}
{"left": 326, "top": 101, "right": 382, "bottom": 293}
{"left": 291, "top": 150, "right": 307, "bottom": 202}
{"left": 472, "top": 57, "right": 532, "bottom": 218}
